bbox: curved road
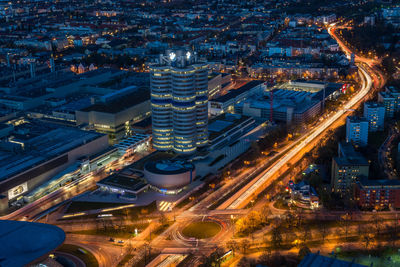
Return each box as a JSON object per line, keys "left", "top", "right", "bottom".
{"left": 227, "top": 26, "right": 381, "bottom": 209}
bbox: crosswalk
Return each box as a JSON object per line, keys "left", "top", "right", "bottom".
{"left": 159, "top": 201, "right": 173, "bottom": 212}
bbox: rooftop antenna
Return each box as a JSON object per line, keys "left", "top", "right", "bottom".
{"left": 50, "top": 54, "right": 55, "bottom": 73}
{"left": 6, "top": 53, "right": 10, "bottom": 67}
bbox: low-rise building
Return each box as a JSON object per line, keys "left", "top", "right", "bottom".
{"left": 235, "top": 89, "right": 322, "bottom": 124}
{"left": 114, "top": 134, "right": 151, "bottom": 157}
{"left": 208, "top": 113, "right": 256, "bottom": 151}
{"left": 97, "top": 172, "right": 148, "bottom": 200}
{"left": 76, "top": 89, "right": 150, "bottom": 143}
{"left": 355, "top": 178, "right": 400, "bottom": 209}
{"left": 0, "top": 123, "right": 109, "bottom": 214}
{"left": 208, "top": 80, "right": 265, "bottom": 116}
{"left": 288, "top": 180, "right": 319, "bottom": 209}
{"left": 208, "top": 72, "right": 232, "bottom": 99}
{"left": 234, "top": 80, "right": 342, "bottom": 124}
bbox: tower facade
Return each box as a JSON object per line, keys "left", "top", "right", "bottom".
{"left": 150, "top": 49, "right": 208, "bottom": 154}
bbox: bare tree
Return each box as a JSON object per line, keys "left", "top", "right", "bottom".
{"left": 271, "top": 226, "right": 283, "bottom": 248}
{"left": 159, "top": 212, "right": 168, "bottom": 226}
{"left": 340, "top": 213, "right": 351, "bottom": 241}
{"left": 372, "top": 213, "right": 383, "bottom": 237}
{"left": 320, "top": 222, "right": 329, "bottom": 242}
{"left": 226, "top": 240, "right": 238, "bottom": 256}
{"left": 362, "top": 234, "right": 372, "bottom": 250}
{"left": 301, "top": 224, "right": 312, "bottom": 243}
{"left": 240, "top": 239, "right": 251, "bottom": 254}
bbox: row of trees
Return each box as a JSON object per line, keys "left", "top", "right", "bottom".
{"left": 235, "top": 208, "right": 271, "bottom": 236}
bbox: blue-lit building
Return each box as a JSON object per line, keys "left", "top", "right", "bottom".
{"left": 346, "top": 116, "right": 369, "bottom": 147}
{"left": 150, "top": 49, "right": 208, "bottom": 154}
{"left": 363, "top": 102, "right": 385, "bottom": 132}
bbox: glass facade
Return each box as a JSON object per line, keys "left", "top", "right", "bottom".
{"left": 150, "top": 53, "right": 208, "bottom": 154}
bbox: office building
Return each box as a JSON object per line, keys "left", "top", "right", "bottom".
{"left": 363, "top": 102, "right": 385, "bottom": 132}
{"left": 355, "top": 178, "right": 400, "bottom": 210}
{"left": 235, "top": 89, "right": 322, "bottom": 124}
{"left": 150, "top": 49, "right": 208, "bottom": 154}
{"left": 234, "top": 80, "right": 342, "bottom": 124}
{"left": 331, "top": 142, "right": 369, "bottom": 195}
{"left": 209, "top": 80, "right": 265, "bottom": 116}
{"left": 208, "top": 72, "right": 232, "bottom": 99}
{"left": 76, "top": 80, "right": 151, "bottom": 144}
{"left": 0, "top": 121, "right": 108, "bottom": 214}
{"left": 346, "top": 116, "right": 369, "bottom": 147}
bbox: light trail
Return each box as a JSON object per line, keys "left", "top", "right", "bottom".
{"left": 228, "top": 65, "right": 373, "bottom": 209}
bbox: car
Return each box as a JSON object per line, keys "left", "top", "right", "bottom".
{"left": 117, "top": 240, "right": 124, "bottom": 244}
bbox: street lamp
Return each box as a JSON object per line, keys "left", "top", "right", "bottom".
{"left": 231, "top": 215, "right": 235, "bottom": 236}
{"left": 148, "top": 219, "right": 152, "bottom": 241}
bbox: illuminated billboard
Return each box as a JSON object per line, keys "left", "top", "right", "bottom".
{"left": 8, "top": 182, "right": 28, "bottom": 199}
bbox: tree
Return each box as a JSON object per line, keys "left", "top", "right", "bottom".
{"left": 362, "top": 234, "right": 372, "bottom": 250}
{"left": 271, "top": 226, "right": 283, "bottom": 248}
{"left": 261, "top": 205, "right": 271, "bottom": 224}
{"left": 386, "top": 225, "right": 397, "bottom": 248}
{"left": 239, "top": 239, "right": 251, "bottom": 254}
{"left": 298, "top": 245, "right": 311, "bottom": 259}
{"left": 373, "top": 214, "right": 382, "bottom": 236}
{"left": 258, "top": 250, "right": 272, "bottom": 265}
{"left": 320, "top": 222, "right": 329, "bottom": 242}
{"left": 143, "top": 242, "right": 152, "bottom": 265}
{"left": 226, "top": 240, "right": 238, "bottom": 256}
{"left": 340, "top": 213, "right": 351, "bottom": 241}
{"left": 199, "top": 247, "right": 225, "bottom": 267}
{"left": 301, "top": 225, "right": 312, "bottom": 243}
{"left": 159, "top": 212, "right": 168, "bottom": 226}
{"left": 237, "top": 257, "right": 252, "bottom": 267}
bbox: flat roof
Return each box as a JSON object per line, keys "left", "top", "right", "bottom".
{"left": 98, "top": 173, "right": 147, "bottom": 192}
{"left": 81, "top": 89, "right": 150, "bottom": 114}
{"left": 358, "top": 178, "right": 400, "bottom": 189}
{"left": 0, "top": 220, "right": 65, "bottom": 266}
{"left": 212, "top": 80, "right": 263, "bottom": 103}
{"left": 0, "top": 125, "right": 106, "bottom": 182}
{"left": 132, "top": 116, "right": 152, "bottom": 128}
{"left": 209, "top": 113, "right": 253, "bottom": 141}
{"left": 299, "top": 253, "right": 366, "bottom": 267}
{"left": 144, "top": 160, "right": 194, "bottom": 175}
{"left": 347, "top": 116, "right": 368, "bottom": 123}
{"left": 334, "top": 155, "right": 369, "bottom": 166}
{"left": 129, "top": 151, "right": 176, "bottom": 171}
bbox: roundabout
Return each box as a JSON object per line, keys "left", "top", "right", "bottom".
{"left": 169, "top": 216, "right": 229, "bottom": 248}
{"left": 181, "top": 221, "right": 221, "bottom": 239}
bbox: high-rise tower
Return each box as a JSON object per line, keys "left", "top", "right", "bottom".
{"left": 150, "top": 49, "right": 208, "bottom": 154}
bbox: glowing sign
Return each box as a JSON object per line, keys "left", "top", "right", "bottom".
{"left": 8, "top": 182, "right": 28, "bottom": 199}
{"left": 169, "top": 52, "right": 176, "bottom": 61}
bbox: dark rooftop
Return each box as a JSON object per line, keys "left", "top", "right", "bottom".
{"left": 358, "top": 178, "right": 400, "bottom": 189}
{"left": 98, "top": 173, "right": 147, "bottom": 192}
{"left": 212, "top": 80, "right": 264, "bottom": 103}
{"left": 81, "top": 88, "right": 150, "bottom": 114}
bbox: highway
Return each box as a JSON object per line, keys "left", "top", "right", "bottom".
{"left": 226, "top": 26, "right": 379, "bottom": 210}
{"left": 21, "top": 23, "right": 388, "bottom": 267}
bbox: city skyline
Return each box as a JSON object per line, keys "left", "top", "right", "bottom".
{"left": 0, "top": 1, "right": 399, "bottom": 267}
